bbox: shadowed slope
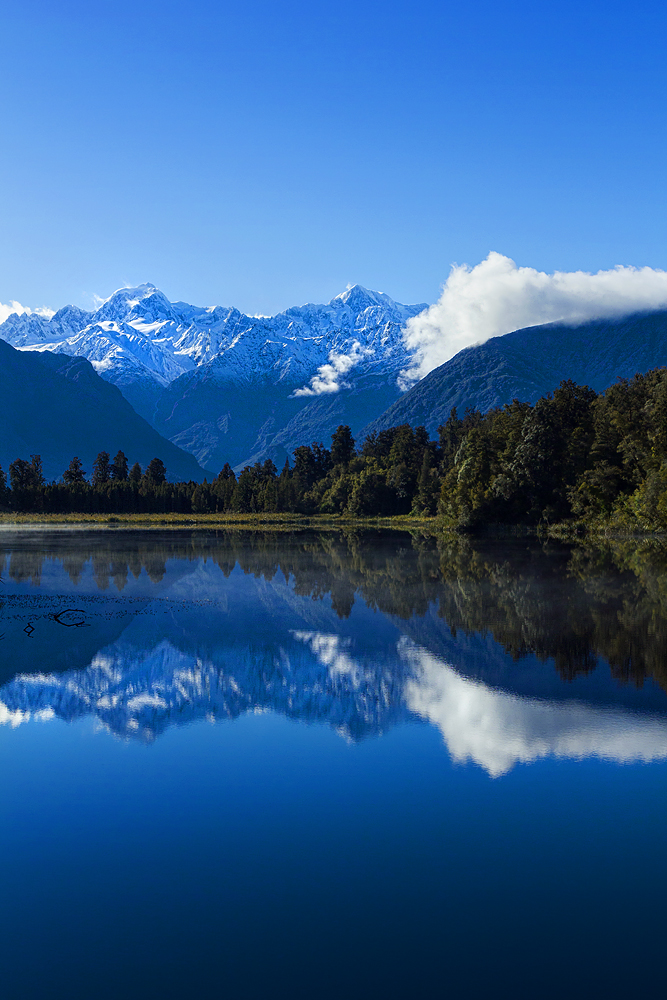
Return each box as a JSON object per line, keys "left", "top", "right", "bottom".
{"left": 363, "top": 311, "right": 667, "bottom": 436}
{"left": 0, "top": 340, "right": 209, "bottom": 481}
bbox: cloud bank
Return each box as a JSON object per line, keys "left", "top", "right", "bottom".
{"left": 0, "top": 299, "right": 55, "bottom": 324}
{"left": 403, "top": 252, "right": 667, "bottom": 383}
{"left": 293, "top": 340, "right": 372, "bottom": 396}
{"left": 0, "top": 300, "right": 29, "bottom": 324}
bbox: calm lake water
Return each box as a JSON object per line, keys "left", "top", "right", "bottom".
{"left": 1, "top": 527, "right": 667, "bottom": 999}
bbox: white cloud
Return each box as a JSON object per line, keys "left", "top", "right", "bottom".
{"left": 0, "top": 300, "right": 28, "bottom": 324}
{"left": 400, "top": 639, "right": 667, "bottom": 777}
{"left": 293, "top": 340, "right": 372, "bottom": 396}
{"left": 402, "top": 252, "right": 667, "bottom": 383}
{"left": 0, "top": 299, "right": 54, "bottom": 324}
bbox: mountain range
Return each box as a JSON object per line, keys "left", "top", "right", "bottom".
{"left": 0, "top": 283, "right": 426, "bottom": 473}
{"left": 4, "top": 284, "right": 667, "bottom": 478}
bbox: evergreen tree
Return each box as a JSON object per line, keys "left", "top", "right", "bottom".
{"left": 8, "top": 458, "right": 39, "bottom": 511}
{"left": 63, "top": 456, "right": 86, "bottom": 484}
{"left": 9, "top": 458, "right": 35, "bottom": 492}
{"left": 92, "top": 451, "right": 111, "bottom": 485}
{"left": 30, "top": 455, "right": 45, "bottom": 488}
{"left": 144, "top": 457, "right": 167, "bottom": 484}
{"left": 0, "top": 464, "right": 9, "bottom": 505}
{"left": 213, "top": 463, "right": 236, "bottom": 511}
{"left": 312, "top": 442, "right": 332, "bottom": 479}
{"left": 319, "top": 472, "right": 353, "bottom": 514}
{"left": 261, "top": 458, "right": 278, "bottom": 479}
{"left": 111, "top": 450, "right": 129, "bottom": 481}
{"left": 129, "top": 462, "right": 142, "bottom": 483}
{"left": 232, "top": 467, "right": 256, "bottom": 512}
{"left": 361, "top": 428, "right": 401, "bottom": 460}
{"left": 347, "top": 460, "right": 393, "bottom": 516}
{"left": 438, "top": 407, "right": 482, "bottom": 473}
{"left": 191, "top": 482, "right": 213, "bottom": 513}
{"left": 217, "top": 462, "right": 236, "bottom": 481}
{"left": 413, "top": 449, "right": 439, "bottom": 515}
{"left": 331, "top": 425, "right": 355, "bottom": 467}
{"left": 262, "top": 477, "right": 278, "bottom": 512}
{"left": 292, "top": 444, "right": 330, "bottom": 504}
{"left": 277, "top": 458, "right": 294, "bottom": 512}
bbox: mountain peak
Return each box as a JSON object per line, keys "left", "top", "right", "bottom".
{"left": 102, "top": 282, "right": 158, "bottom": 306}
{"left": 332, "top": 284, "right": 390, "bottom": 309}
{"left": 119, "top": 282, "right": 157, "bottom": 296}
{"left": 95, "top": 283, "right": 177, "bottom": 326}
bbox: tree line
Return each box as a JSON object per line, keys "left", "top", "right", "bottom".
{"left": 0, "top": 451, "right": 180, "bottom": 514}
{"left": 3, "top": 366, "right": 667, "bottom": 528}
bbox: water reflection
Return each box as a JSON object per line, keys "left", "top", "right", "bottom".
{"left": 2, "top": 528, "right": 667, "bottom": 774}
{"left": 402, "top": 641, "right": 667, "bottom": 776}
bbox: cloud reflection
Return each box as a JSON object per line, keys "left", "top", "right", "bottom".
{"left": 3, "top": 627, "right": 667, "bottom": 775}
{"left": 291, "top": 631, "right": 362, "bottom": 685}
{"left": 400, "top": 639, "right": 667, "bottom": 776}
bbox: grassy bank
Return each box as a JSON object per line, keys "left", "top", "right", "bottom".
{"left": 1, "top": 509, "right": 665, "bottom": 540}
{"left": 0, "top": 510, "right": 440, "bottom": 533}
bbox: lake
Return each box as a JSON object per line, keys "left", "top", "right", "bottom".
{"left": 1, "top": 527, "right": 666, "bottom": 999}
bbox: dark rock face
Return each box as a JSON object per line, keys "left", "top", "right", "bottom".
{"left": 153, "top": 357, "right": 411, "bottom": 472}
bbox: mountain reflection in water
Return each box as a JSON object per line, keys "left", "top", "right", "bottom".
{"left": 2, "top": 527, "right": 667, "bottom": 775}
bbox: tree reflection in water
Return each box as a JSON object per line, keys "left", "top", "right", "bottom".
{"left": 2, "top": 529, "right": 667, "bottom": 689}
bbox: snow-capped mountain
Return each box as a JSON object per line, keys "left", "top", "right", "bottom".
{"left": 0, "top": 283, "right": 427, "bottom": 470}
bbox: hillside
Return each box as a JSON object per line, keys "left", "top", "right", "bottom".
{"left": 0, "top": 340, "right": 208, "bottom": 482}
{"left": 363, "top": 311, "right": 667, "bottom": 437}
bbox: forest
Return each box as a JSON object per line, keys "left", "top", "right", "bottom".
{"left": 3, "top": 366, "right": 667, "bottom": 531}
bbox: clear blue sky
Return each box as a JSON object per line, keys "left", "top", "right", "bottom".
{"left": 1, "top": 0, "right": 666, "bottom": 315}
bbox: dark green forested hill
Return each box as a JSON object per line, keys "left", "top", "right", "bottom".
{"left": 5, "top": 365, "right": 667, "bottom": 534}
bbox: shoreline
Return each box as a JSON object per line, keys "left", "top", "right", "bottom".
{"left": 0, "top": 511, "right": 440, "bottom": 532}
{"left": 0, "top": 511, "right": 665, "bottom": 542}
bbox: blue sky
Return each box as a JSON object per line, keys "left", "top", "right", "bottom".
{"left": 1, "top": 0, "right": 666, "bottom": 315}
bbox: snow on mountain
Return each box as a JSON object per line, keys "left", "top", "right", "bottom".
{"left": 0, "top": 281, "right": 424, "bottom": 394}
{"left": 0, "top": 633, "right": 411, "bottom": 742}
{"left": 0, "top": 282, "right": 427, "bottom": 469}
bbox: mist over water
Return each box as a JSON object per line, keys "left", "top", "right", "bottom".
{"left": 1, "top": 528, "right": 667, "bottom": 999}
